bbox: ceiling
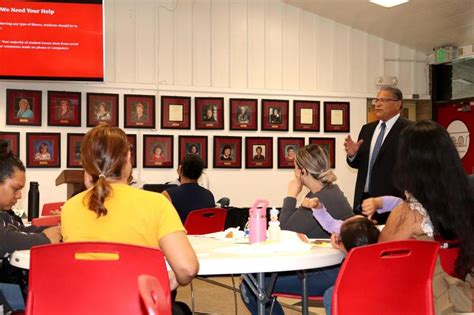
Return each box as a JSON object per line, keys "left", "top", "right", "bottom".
{"left": 284, "top": 0, "right": 474, "bottom": 54}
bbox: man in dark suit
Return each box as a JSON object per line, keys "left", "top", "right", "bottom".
{"left": 344, "top": 86, "right": 411, "bottom": 223}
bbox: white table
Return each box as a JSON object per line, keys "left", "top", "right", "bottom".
{"left": 10, "top": 236, "right": 344, "bottom": 315}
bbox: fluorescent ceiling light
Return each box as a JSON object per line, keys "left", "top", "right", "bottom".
{"left": 369, "top": 0, "right": 409, "bottom": 8}
{"left": 453, "top": 78, "right": 472, "bottom": 85}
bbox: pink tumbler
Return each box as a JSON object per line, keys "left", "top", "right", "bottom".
{"left": 249, "top": 199, "right": 268, "bottom": 244}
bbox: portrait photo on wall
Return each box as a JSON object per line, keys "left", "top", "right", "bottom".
{"left": 47, "top": 91, "right": 82, "bottom": 127}
{"left": 261, "top": 99, "right": 289, "bottom": 131}
{"left": 245, "top": 137, "right": 273, "bottom": 169}
{"left": 323, "top": 101, "right": 350, "bottom": 132}
{"left": 0, "top": 132, "right": 20, "bottom": 158}
{"left": 86, "top": 93, "right": 119, "bottom": 127}
{"left": 229, "top": 98, "right": 258, "bottom": 130}
{"left": 6, "top": 89, "right": 42, "bottom": 126}
{"left": 26, "top": 133, "right": 61, "bottom": 168}
{"left": 213, "top": 136, "right": 242, "bottom": 168}
{"left": 195, "top": 97, "right": 224, "bottom": 130}
{"left": 124, "top": 94, "right": 156, "bottom": 129}
{"left": 67, "top": 133, "right": 85, "bottom": 168}
{"left": 126, "top": 134, "right": 137, "bottom": 168}
{"left": 161, "top": 96, "right": 191, "bottom": 129}
{"left": 277, "top": 137, "right": 305, "bottom": 169}
{"left": 143, "top": 135, "right": 173, "bottom": 168}
{"left": 293, "top": 100, "right": 320, "bottom": 132}
{"left": 309, "top": 137, "right": 336, "bottom": 168}
{"left": 178, "top": 135, "right": 208, "bottom": 168}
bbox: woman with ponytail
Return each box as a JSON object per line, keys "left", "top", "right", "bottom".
{"left": 241, "top": 144, "right": 354, "bottom": 314}
{"left": 61, "top": 125, "right": 198, "bottom": 292}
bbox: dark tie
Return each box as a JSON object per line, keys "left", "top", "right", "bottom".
{"left": 368, "top": 122, "right": 386, "bottom": 193}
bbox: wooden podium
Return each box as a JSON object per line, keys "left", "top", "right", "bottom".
{"left": 56, "top": 170, "right": 86, "bottom": 199}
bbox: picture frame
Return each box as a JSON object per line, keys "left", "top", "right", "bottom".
{"left": 261, "top": 99, "right": 289, "bottom": 131}
{"left": 245, "top": 137, "right": 273, "bottom": 169}
{"left": 67, "top": 133, "right": 85, "bottom": 168}
{"left": 323, "top": 102, "right": 350, "bottom": 132}
{"left": 0, "top": 132, "right": 20, "bottom": 157}
{"left": 195, "top": 97, "right": 224, "bottom": 130}
{"left": 161, "top": 96, "right": 191, "bottom": 129}
{"left": 6, "top": 89, "right": 42, "bottom": 126}
{"left": 178, "top": 136, "right": 208, "bottom": 168}
{"left": 229, "top": 98, "right": 258, "bottom": 130}
{"left": 213, "top": 136, "right": 242, "bottom": 168}
{"left": 47, "top": 91, "right": 82, "bottom": 127}
{"left": 143, "top": 135, "right": 174, "bottom": 168}
{"left": 124, "top": 94, "right": 156, "bottom": 129}
{"left": 277, "top": 137, "right": 305, "bottom": 169}
{"left": 126, "top": 134, "right": 137, "bottom": 168}
{"left": 293, "top": 100, "right": 320, "bottom": 132}
{"left": 309, "top": 137, "right": 336, "bottom": 168}
{"left": 86, "top": 93, "right": 119, "bottom": 127}
{"left": 26, "top": 133, "right": 61, "bottom": 168}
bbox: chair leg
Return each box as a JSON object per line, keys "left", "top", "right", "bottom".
{"left": 190, "top": 281, "right": 195, "bottom": 314}
{"left": 231, "top": 275, "right": 238, "bottom": 315}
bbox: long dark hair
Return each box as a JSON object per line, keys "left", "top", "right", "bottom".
{"left": 394, "top": 120, "right": 474, "bottom": 277}
{"left": 0, "top": 140, "right": 25, "bottom": 183}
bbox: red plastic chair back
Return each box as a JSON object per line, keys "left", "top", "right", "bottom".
{"left": 26, "top": 242, "right": 171, "bottom": 315}
{"left": 41, "top": 202, "right": 65, "bottom": 216}
{"left": 184, "top": 208, "right": 227, "bottom": 235}
{"left": 31, "top": 215, "right": 61, "bottom": 226}
{"left": 138, "top": 274, "right": 172, "bottom": 315}
{"left": 332, "top": 240, "right": 439, "bottom": 315}
{"left": 439, "top": 247, "right": 460, "bottom": 278}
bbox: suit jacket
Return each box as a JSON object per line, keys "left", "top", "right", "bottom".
{"left": 347, "top": 117, "right": 412, "bottom": 221}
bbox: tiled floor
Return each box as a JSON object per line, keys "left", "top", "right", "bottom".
{"left": 176, "top": 275, "right": 327, "bottom": 315}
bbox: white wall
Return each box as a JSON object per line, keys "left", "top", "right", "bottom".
{"left": 0, "top": 0, "right": 429, "bottom": 213}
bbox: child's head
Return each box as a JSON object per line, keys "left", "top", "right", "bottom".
{"left": 339, "top": 216, "right": 380, "bottom": 253}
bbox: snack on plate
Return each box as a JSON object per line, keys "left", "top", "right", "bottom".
{"left": 225, "top": 231, "right": 234, "bottom": 238}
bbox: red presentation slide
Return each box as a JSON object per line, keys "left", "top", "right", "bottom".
{"left": 0, "top": 0, "right": 103, "bottom": 80}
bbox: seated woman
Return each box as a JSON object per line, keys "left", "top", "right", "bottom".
{"left": 241, "top": 144, "right": 354, "bottom": 314}
{"left": 163, "top": 154, "right": 215, "bottom": 223}
{"left": 377, "top": 120, "right": 473, "bottom": 314}
{"left": 0, "top": 140, "right": 61, "bottom": 311}
{"left": 60, "top": 125, "right": 199, "bottom": 310}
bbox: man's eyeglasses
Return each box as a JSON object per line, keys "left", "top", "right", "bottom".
{"left": 371, "top": 98, "right": 398, "bottom": 105}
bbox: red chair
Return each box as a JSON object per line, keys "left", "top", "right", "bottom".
{"left": 41, "top": 202, "right": 65, "bottom": 216}
{"left": 184, "top": 208, "right": 227, "bottom": 235}
{"left": 138, "top": 274, "right": 172, "bottom": 315}
{"left": 31, "top": 215, "right": 61, "bottom": 226}
{"left": 26, "top": 242, "right": 171, "bottom": 315}
{"left": 332, "top": 240, "right": 439, "bottom": 315}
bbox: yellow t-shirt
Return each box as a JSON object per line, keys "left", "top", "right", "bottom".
{"left": 61, "top": 183, "right": 184, "bottom": 248}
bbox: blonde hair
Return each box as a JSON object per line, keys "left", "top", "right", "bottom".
{"left": 81, "top": 124, "right": 130, "bottom": 217}
{"left": 295, "top": 144, "right": 336, "bottom": 185}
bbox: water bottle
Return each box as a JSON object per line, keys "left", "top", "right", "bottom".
{"left": 28, "top": 181, "right": 40, "bottom": 221}
{"left": 249, "top": 199, "right": 268, "bottom": 244}
{"left": 268, "top": 207, "right": 281, "bottom": 242}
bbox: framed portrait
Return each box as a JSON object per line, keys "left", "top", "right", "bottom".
{"left": 309, "top": 137, "right": 336, "bottom": 168}
{"left": 161, "top": 96, "right": 191, "bottom": 129}
{"left": 0, "top": 132, "right": 20, "bottom": 157}
{"left": 213, "top": 136, "right": 242, "bottom": 168}
{"left": 277, "top": 137, "right": 305, "bottom": 169}
{"left": 126, "top": 134, "right": 137, "bottom": 168}
{"left": 245, "top": 137, "right": 273, "bottom": 169}
{"left": 143, "top": 135, "right": 174, "bottom": 168}
{"left": 195, "top": 97, "right": 224, "bottom": 130}
{"left": 261, "top": 99, "right": 289, "bottom": 131}
{"left": 323, "top": 102, "right": 350, "bottom": 132}
{"left": 229, "top": 98, "right": 258, "bottom": 131}
{"left": 293, "top": 100, "right": 320, "bottom": 132}
{"left": 124, "top": 94, "right": 156, "bottom": 129}
{"left": 178, "top": 136, "right": 208, "bottom": 168}
{"left": 47, "top": 91, "right": 82, "bottom": 127}
{"left": 6, "top": 89, "right": 42, "bottom": 126}
{"left": 86, "top": 93, "right": 119, "bottom": 127}
{"left": 26, "top": 133, "right": 61, "bottom": 168}
{"left": 67, "top": 133, "right": 85, "bottom": 168}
